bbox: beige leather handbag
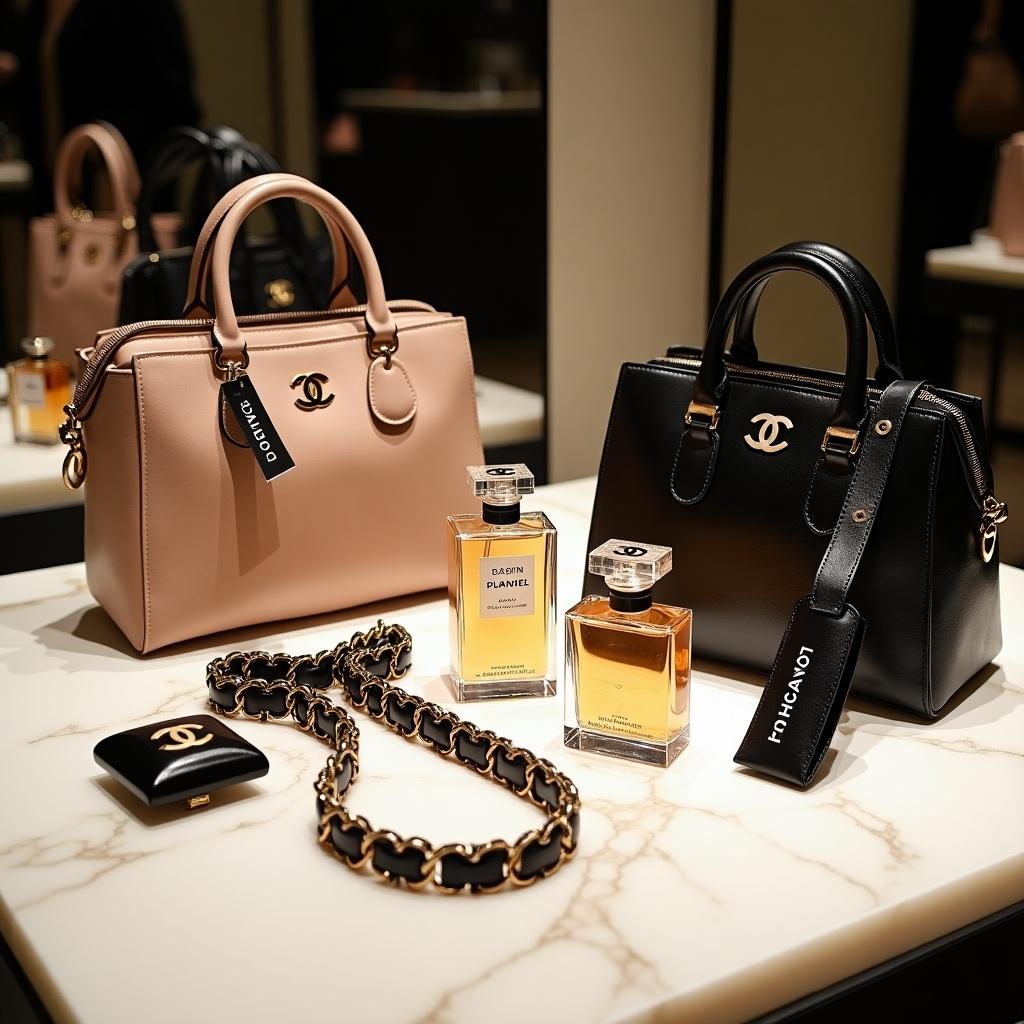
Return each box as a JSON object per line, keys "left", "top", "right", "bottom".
{"left": 991, "top": 132, "right": 1024, "bottom": 255}
{"left": 60, "top": 174, "right": 484, "bottom": 653}
{"left": 28, "top": 121, "right": 180, "bottom": 367}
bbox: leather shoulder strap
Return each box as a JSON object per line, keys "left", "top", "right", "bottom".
{"left": 734, "top": 379, "right": 926, "bottom": 787}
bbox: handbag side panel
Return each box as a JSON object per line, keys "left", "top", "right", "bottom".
{"left": 83, "top": 368, "right": 148, "bottom": 651}
{"left": 928, "top": 414, "right": 1003, "bottom": 713}
{"left": 132, "top": 315, "right": 482, "bottom": 652}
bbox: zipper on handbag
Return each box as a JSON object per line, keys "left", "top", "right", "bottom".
{"left": 657, "top": 355, "right": 1008, "bottom": 551}
{"left": 60, "top": 299, "right": 437, "bottom": 488}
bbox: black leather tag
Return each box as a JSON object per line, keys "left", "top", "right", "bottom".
{"left": 734, "top": 597, "right": 865, "bottom": 787}
{"left": 221, "top": 374, "right": 295, "bottom": 481}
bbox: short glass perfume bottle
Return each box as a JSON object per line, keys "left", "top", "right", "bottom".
{"left": 565, "top": 540, "right": 691, "bottom": 767}
{"left": 7, "top": 337, "right": 71, "bottom": 444}
{"left": 446, "top": 464, "right": 556, "bottom": 701}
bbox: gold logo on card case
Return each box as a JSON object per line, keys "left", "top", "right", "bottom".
{"left": 291, "top": 372, "right": 334, "bottom": 410}
{"left": 151, "top": 723, "right": 213, "bottom": 752}
{"left": 744, "top": 412, "right": 794, "bottom": 454}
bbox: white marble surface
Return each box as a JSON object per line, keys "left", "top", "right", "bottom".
{"left": 926, "top": 231, "right": 1024, "bottom": 288}
{"left": 0, "top": 374, "right": 540, "bottom": 515}
{"left": 0, "top": 477, "right": 1022, "bottom": 1024}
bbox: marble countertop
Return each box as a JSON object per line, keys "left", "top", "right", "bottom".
{"left": 0, "top": 477, "right": 1022, "bottom": 1024}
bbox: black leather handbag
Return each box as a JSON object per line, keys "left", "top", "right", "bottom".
{"left": 119, "top": 126, "right": 357, "bottom": 323}
{"left": 586, "top": 242, "right": 1008, "bottom": 785}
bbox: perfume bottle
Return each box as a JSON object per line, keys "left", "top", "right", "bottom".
{"left": 7, "top": 337, "right": 71, "bottom": 444}
{"left": 564, "top": 540, "right": 691, "bottom": 767}
{"left": 446, "top": 464, "right": 556, "bottom": 700}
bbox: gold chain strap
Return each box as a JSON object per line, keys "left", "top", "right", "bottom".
{"left": 205, "top": 621, "right": 580, "bottom": 893}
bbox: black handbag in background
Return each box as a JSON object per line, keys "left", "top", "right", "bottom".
{"left": 586, "top": 242, "right": 1007, "bottom": 785}
{"left": 119, "top": 125, "right": 359, "bottom": 323}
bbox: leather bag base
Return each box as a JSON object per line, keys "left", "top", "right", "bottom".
{"left": 585, "top": 357, "right": 1002, "bottom": 718}
{"left": 84, "top": 312, "right": 482, "bottom": 652}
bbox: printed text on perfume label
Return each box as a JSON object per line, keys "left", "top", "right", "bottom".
{"left": 767, "top": 646, "right": 813, "bottom": 744}
{"left": 479, "top": 555, "right": 535, "bottom": 618}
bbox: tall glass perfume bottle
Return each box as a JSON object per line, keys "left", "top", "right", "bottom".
{"left": 7, "top": 337, "right": 71, "bottom": 444}
{"left": 446, "top": 464, "right": 556, "bottom": 700}
{"left": 564, "top": 540, "right": 691, "bottom": 767}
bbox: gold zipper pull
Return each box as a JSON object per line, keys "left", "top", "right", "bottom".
{"left": 59, "top": 405, "right": 87, "bottom": 489}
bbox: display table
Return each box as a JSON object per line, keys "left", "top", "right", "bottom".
{"left": 924, "top": 232, "right": 1024, "bottom": 444}
{"left": 0, "top": 477, "right": 1021, "bottom": 1024}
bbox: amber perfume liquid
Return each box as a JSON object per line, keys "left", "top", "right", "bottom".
{"left": 8, "top": 338, "right": 71, "bottom": 444}
{"left": 447, "top": 511, "right": 557, "bottom": 700}
{"left": 564, "top": 537, "right": 690, "bottom": 767}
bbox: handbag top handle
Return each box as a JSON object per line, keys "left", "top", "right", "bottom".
{"left": 183, "top": 173, "right": 352, "bottom": 320}
{"left": 730, "top": 241, "right": 903, "bottom": 385}
{"left": 52, "top": 121, "right": 140, "bottom": 234}
{"left": 191, "top": 173, "right": 395, "bottom": 369}
{"left": 692, "top": 249, "right": 870, "bottom": 433}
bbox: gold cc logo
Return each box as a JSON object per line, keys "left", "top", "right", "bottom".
{"left": 290, "top": 372, "right": 335, "bottom": 410}
{"left": 744, "top": 412, "right": 794, "bottom": 454}
{"left": 265, "top": 278, "right": 295, "bottom": 309}
{"left": 150, "top": 723, "right": 213, "bottom": 752}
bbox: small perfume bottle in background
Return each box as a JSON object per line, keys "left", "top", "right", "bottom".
{"left": 446, "top": 464, "right": 556, "bottom": 700}
{"left": 565, "top": 539, "right": 691, "bottom": 767}
{"left": 7, "top": 337, "right": 71, "bottom": 444}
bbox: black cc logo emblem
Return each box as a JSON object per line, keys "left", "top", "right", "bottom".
{"left": 291, "top": 372, "right": 334, "bottom": 411}
{"left": 486, "top": 467, "right": 516, "bottom": 476}
{"left": 613, "top": 545, "right": 648, "bottom": 557}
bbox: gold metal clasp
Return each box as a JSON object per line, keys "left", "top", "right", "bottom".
{"left": 821, "top": 424, "right": 861, "bottom": 456}
{"left": 684, "top": 401, "right": 720, "bottom": 431}
{"left": 979, "top": 495, "right": 1009, "bottom": 563}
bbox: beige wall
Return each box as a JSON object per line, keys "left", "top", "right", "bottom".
{"left": 722, "top": 0, "right": 913, "bottom": 370}
{"left": 548, "top": 0, "right": 716, "bottom": 481}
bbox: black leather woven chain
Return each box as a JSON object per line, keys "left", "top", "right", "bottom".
{"left": 206, "top": 621, "right": 580, "bottom": 893}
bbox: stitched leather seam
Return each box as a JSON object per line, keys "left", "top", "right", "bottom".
{"left": 367, "top": 358, "right": 418, "bottom": 426}
{"left": 135, "top": 362, "right": 152, "bottom": 652}
{"left": 803, "top": 453, "right": 841, "bottom": 536}
{"left": 670, "top": 429, "right": 717, "bottom": 505}
{"left": 921, "top": 425, "right": 943, "bottom": 716}
{"left": 804, "top": 602, "right": 860, "bottom": 780}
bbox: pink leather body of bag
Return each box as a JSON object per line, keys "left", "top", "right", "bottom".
{"left": 61, "top": 173, "right": 483, "bottom": 653}
{"left": 991, "top": 131, "right": 1024, "bottom": 256}
{"left": 28, "top": 122, "right": 180, "bottom": 367}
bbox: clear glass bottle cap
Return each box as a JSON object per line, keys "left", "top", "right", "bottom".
{"left": 589, "top": 539, "right": 672, "bottom": 592}
{"left": 21, "top": 336, "right": 54, "bottom": 359}
{"left": 467, "top": 464, "right": 534, "bottom": 506}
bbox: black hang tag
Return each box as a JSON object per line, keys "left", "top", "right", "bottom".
{"left": 734, "top": 597, "right": 865, "bottom": 787}
{"left": 221, "top": 374, "right": 295, "bottom": 482}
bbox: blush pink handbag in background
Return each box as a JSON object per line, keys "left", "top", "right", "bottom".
{"left": 27, "top": 121, "right": 180, "bottom": 367}
{"left": 990, "top": 131, "right": 1024, "bottom": 256}
{"left": 60, "top": 173, "right": 483, "bottom": 653}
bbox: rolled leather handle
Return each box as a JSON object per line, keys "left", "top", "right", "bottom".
{"left": 730, "top": 241, "right": 903, "bottom": 385}
{"left": 694, "top": 249, "right": 869, "bottom": 430}
{"left": 53, "top": 122, "right": 139, "bottom": 231}
{"left": 203, "top": 174, "right": 394, "bottom": 364}
{"left": 183, "top": 173, "right": 353, "bottom": 317}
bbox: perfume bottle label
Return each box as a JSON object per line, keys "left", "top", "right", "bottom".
{"left": 479, "top": 555, "right": 535, "bottom": 618}
{"left": 15, "top": 373, "right": 45, "bottom": 409}
{"left": 221, "top": 374, "right": 295, "bottom": 482}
